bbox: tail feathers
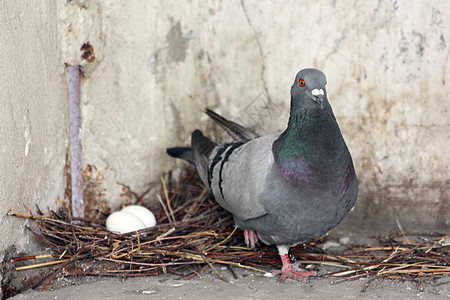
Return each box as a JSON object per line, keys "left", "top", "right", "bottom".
{"left": 166, "top": 147, "right": 195, "bottom": 164}
{"left": 191, "top": 130, "right": 216, "bottom": 187}
{"left": 191, "top": 130, "right": 216, "bottom": 158}
{"left": 205, "top": 108, "right": 259, "bottom": 141}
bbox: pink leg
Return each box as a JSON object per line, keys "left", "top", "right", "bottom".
{"left": 244, "top": 229, "right": 258, "bottom": 248}
{"left": 273, "top": 245, "right": 316, "bottom": 282}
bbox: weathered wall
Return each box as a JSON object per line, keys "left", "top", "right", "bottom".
{"left": 0, "top": 1, "right": 448, "bottom": 296}
{"left": 69, "top": 1, "right": 448, "bottom": 229}
{"left": 0, "top": 0, "right": 68, "bottom": 296}
{"left": 1, "top": 1, "right": 448, "bottom": 277}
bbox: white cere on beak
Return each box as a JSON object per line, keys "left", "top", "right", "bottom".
{"left": 311, "top": 88, "right": 324, "bottom": 96}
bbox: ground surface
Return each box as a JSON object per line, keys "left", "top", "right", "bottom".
{"left": 9, "top": 269, "right": 449, "bottom": 300}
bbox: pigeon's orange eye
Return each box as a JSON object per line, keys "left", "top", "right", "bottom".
{"left": 299, "top": 79, "right": 305, "bottom": 87}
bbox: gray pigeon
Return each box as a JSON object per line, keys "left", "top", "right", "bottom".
{"left": 167, "top": 68, "right": 358, "bottom": 281}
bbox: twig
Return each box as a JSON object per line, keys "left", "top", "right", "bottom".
{"left": 11, "top": 254, "right": 68, "bottom": 262}
{"left": 161, "top": 176, "right": 175, "bottom": 223}
{"left": 184, "top": 265, "right": 209, "bottom": 280}
{"left": 156, "top": 194, "right": 173, "bottom": 225}
{"left": 205, "top": 259, "right": 228, "bottom": 283}
{"left": 15, "top": 259, "right": 72, "bottom": 271}
{"left": 395, "top": 218, "right": 412, "bottom": 244}
{"left": 206, "top": 227, "right": 237, "bottom": 252}
{"left": 7, "top": 211, "right": 48, "bottom": 220}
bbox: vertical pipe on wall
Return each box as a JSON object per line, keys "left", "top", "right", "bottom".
{"left": 68, "top": 65, "right": 84, "bottom": 218}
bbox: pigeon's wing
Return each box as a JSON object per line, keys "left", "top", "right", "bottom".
{"left": 207, "top": 134, "right": 279, "bottom": 221}
{"left": 205, "top": 109, "right": 259, "bottom": 141}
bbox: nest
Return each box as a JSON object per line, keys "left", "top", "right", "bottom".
{"left": 9, "top": 173, "right": 450, "bottom": 290}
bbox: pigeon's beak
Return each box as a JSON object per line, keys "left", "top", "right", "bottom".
{"left": 311, "top": 88, "right": 325, "bottom": 109}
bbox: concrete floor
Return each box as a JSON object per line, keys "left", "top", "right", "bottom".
{"left": 9, "top": 267, "right": 450, "bottom": 300}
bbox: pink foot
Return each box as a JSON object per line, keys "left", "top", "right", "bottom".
{"left": 244, "top": 229, "right": 258, "bottom": 248}
{"left": 273, "top": 245, "right": 316, "bottom": 282}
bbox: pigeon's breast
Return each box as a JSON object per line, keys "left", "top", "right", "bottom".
{"left": 249, "top": 161, "right": 357, "bottom": 245}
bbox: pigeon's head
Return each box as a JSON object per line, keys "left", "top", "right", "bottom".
{"left": 291, "top": 68, "right": 327, "bottom": 110}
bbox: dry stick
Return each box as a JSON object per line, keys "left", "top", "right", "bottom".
{"left": 107, "top": 230, "right": 215, "bottom": 259}
{"left": 25, "top": 226, "right": 62, "bottom": 249}
{"left": 182, "top": 189, "right": 208, "bottom": 222}
{"left": 12, "top": 211, "right": 97, "bottom": 232}
{"left": 15, "top": 258, "right": 72, "bottom": 271}
{"left": 101, "top": 249, "right": 268, "bottom": 274}
{"left": 297, "top": 260, "right": 350, "bottom": 269}
{"left": 330, "top": 244, "right": 433, "bottom": 277}
{"left": 161, "top": 176, "right": 176, "bottom": 223}
{"left": 24, "top": 204, "right": 34, "bottom": 217}
{"left": 110, "top": 231, "right": 143, "bottom": 260}
{"left": 136, "top": 231, "right": 141, "bottom": 252}
{"left": 7, "top": 211, "right": 46, "bottom": 220}
{"left": 41, "top": 252, "right": 87, "bottom": 291}
{"left": 377, "top": 262, "right": 430, "bottom": 276}
{"left": 155, "top": 227, "right": 176, "bottom": 241}
{"left": 339, "top": 246, "right": 402, "bottom": 277}
{"left": 78, "top": 270, "right": 160, "bottom": 277}
{"left": 184, "top": 265, "right": 209, "bottom": 280}
{"left": 437, "top": 235, "right": 450, "bottom": 245}
{"left": 99, "top": 258, "right": 206, "bottom": 271}
{"left": 382, "top": 246, "right": 400, "bottom": 264}
{"left": 306, "top": 252, "right": 359, "bottom": 265}
{"left": 356, "top": 247, "right": 409, "bottom": 252}
{"left": 70, "top": 217, "right": 81, "bottom": 249}
{"left": 204, "top": 259, "right": 228, "bottom": 283}
{"left": 137, "top": 185, "right": 153, "bottom": 202}
{"left": 168, "top": 177, "right": 185, "bottom": 203}
{"left": 395, "top": 218, "right": 412, "bottom": 244}
{"left": 206, "top": 227, "right": 237, "bottom": 252}
{"left": 227, "top": 264, "right": 238, "bottom": 279}
{"left": 387, "top": 268, "right": 450, "bottom": 274}
{"left": 11, "top": 254, "right": 70, "bottom": 262}
{"left": 156, "top": 194, "right": 174, "bottom": 225}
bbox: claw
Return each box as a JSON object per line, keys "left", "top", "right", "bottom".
{"left": 244, "top": 229, "right": 258, "bottom": 248}
{"left": 273, "top": 268, "right": 316, "bottom": 282}
{"left": 274, "top": 245, "right": 316, "bottom": 282}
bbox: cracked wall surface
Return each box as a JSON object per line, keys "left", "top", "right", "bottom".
{"left": 1, "top": 2, "right": 449, "bottom": 281}
{"left": 0, "top": 1, "right": 68, "bottom": 296}
{"left": 71, "top": 1, "right": 448, "bottom": 230}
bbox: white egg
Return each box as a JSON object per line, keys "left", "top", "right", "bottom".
{"left": 121, "top": 205, "right": 157, "bottom": 228}
{"left": 106, "top": 211, "right": 146, "bottom": 234}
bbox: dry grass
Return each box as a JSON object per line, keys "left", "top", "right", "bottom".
{"left": 9, "top": 173, "right": 449, "bottom": 290}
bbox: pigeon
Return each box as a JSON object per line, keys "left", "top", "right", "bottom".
{"left": 166, "top": 68, "right": 358, "bottom": 281}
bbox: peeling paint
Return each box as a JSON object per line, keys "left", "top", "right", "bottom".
{"left": 81, "top": 42, "right": 95, "bottom": 63}
{"left": 82, "top": 164, "right": 111, "bottom": 222}
{"left": 23, "top": 114, "right": 31, "bottom": 157}
{"left": 166, "top": 22, "right": 187, "bottom": 63}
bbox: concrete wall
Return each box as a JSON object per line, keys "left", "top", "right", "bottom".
{"left": 0, "top": 0, "right": 68, "bottom": 294}
{"left": 1, "top": 1, "right": 449, "bottom": 289}
{"left": 73, "top": 1, "right": 448, "bottom": 229}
